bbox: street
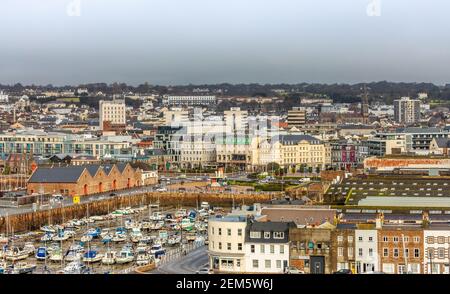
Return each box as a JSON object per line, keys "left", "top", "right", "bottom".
{"left": 152, "top": 245, "right": 208, "bottom": 274}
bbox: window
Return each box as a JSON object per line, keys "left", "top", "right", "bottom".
{"left": 383, "top": 236, "right": 389, "bottom": 242}
{"left": 383, "top": 248, "right": 389, "bottom": 257}
{"left": 236, "top": 259, "right": 241, "bottom": 267}
{"left": 273, "top": 232, "right": 284, "bottom": 239}
{"left": 276, "top": 260, "right": 282, "bottom": 269}
{"left": 260, "top": 245, "right": 265, "bottom": 253}
{"left": 337, "top": 236, "right": 343, "bottom": 243}
{"left": 227, "top": 229, "right": 231, "bottom": 236}
{"left": 265, "top": 260, "right": 271, "bottom": 269}
{"left": 438, "top": 248, "right": 445, "bottom": 259}
{"left": 437, "top": 236, "right": 445, "bottom": 244}
{"left": 405, "top": 248, "right": 409, "bottom": 258}
{"left": 252, "top": 260, "right": 259, "bottom": 268}
{"left": 218, "top": 228, "right": 222, "bottom": 236}
{"left": 264, "top": 232, "right": 271, "bottom": 239}
{"left": 250, "top": 245, "right": 255, "bottom": 253}
{"left": 348, "top": 236, "right": 353, "bottom": 243}
{"left": 358, "top": 248, "right": 363, "bottom": 257}
{"left": 369, "top": 248, "right": 373, "bottom": 256}
{"left": 394, "top": 248, "right": 399, "bottom": 258}
{"left": 238, "top": 243, "right": 242, "bottom": 251}
{"left": 338, "top": 247, "right": 344, "bottom": 257}
{"left": 393, "top": 237, "right": 399, "bottom": 243}
{"left": 368, "top": 237, "right": 373, "bottom": 242}
{"left": 270, "top": 245, "right": 275, "bottom": 254}
{"left": 413, "top": 236, "right": 420, "bottom": 243}
{"left": 218, "top": 242, "right": 222, "bottom": 250}
{"left": 212, "top": 227, "right": 214, "bottom": 235}
{"left": 280, "top": 245, "right": 285, "bottom": 254}
{"left": 404, "top": 236, "right": 409, "bottom": 243}
{"left": 358, "top": 236, "right": 363, "bottom": 242}
{"left": 348, "top": 247, "right": 354, "bottom": 257}
{"left": 238, "top": 229, "right": 242, "bottom": 236}
{"left": 414, "top": 248, "right": 420, "bottom": 258}
{"left": 250, "top": 231, "right": 261, "bottom": 239}
{"left": 227, "top": 243, "right": 231, "bottom": 250}
{"left": 427, "top": 236, "right": 434, "bottom": 244}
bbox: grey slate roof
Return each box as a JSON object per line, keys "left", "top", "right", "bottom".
{"left": 245, "top": 221, "right": 295, "bottom": 244}
{"left": 28, "top": 166, "right": 86, "bottom": 183}
{"left": 28, "top": 163, "right": 133, "bottom": 183}
{"left": 433, "top": 137, "right": 450, "bottom": 148}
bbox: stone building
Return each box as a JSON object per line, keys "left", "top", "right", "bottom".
{"left": 27, "top": 163, "right": 142, "bottom": 197}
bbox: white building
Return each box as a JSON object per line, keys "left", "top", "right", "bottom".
{"left": 355, "top": 229, "right": 379, "bottom": 273}
{"left": 99, "top": 99, "right": 126, "bottom": 130}
{"left": 423, "top": 227, "right": 450, "bottom": 274}
{"left": 244, "top": 221, "right": 293, "bottom": 273}
{"left": 224, "top": 107, "right": 248, "bottom": 134}
{"left": 208, "top": 216, "right": 247, "bottom": 273}
{"left": 0, "top": 91, "right": 8, "bottom": 103}
{"left": 162, "top": 95, "right": 216, "bottom": 106}
{"left": 394, "top": 97, "right": 421, "bottom": 124}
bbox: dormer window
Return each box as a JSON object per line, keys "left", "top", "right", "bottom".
{"left": 273, "top": 232, "right": 284, "bottom": 239}
{"left": 264, "top": 231, "right": 271, "bottom": 239}
{"left": 250, "top": 231, "right": 261, "bottom": 239}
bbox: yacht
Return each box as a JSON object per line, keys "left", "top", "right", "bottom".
{"left": 101, "top": 251, "right": 117, "bottom": 265}
{"left": 35, "top": 247, "right": 49, "bottom": 261}
{"left": 136, "top": 249, "right": 153, "bottom": 266}
{"left": 4, "top": 247, "right": 30, "bottom": 262}
{"left": 115, "top": 246, "right": 134, "bottom": 264}
{"left": 59, "top": 261, "right": 89, "bottom": 274}
{"left": 83, "top": 250, "right": 103, "bottom": 263}
{"left": 11, "top": 262, "right": 37, "bottom": 274}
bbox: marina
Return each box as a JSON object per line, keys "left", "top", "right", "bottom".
{"left": 0, "top": 201, "right": 212, "bottom": 274}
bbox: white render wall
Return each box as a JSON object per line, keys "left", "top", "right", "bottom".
{"left": 244, "top": 242, "right": 289, "bottom": 273}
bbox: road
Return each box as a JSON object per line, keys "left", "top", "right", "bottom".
{"left": 152, "top": 246, "right": 209, "bottom": 274}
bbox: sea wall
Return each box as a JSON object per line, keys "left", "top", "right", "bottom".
{"left": 0, "top": 192, "right": 279, "bottom": 233}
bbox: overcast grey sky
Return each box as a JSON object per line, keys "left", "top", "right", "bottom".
{"left": 0, "top": 0, "right": 449, "bottom": 86}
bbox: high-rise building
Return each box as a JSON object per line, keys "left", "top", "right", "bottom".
{"left": 287, "top": 107, "right": 306, "bottom": 128}
{"left": 394, "top": 97, "right": 421, "bottom": 124}
{"left": 99, "top": 100, "right": 126, "bottom": 131}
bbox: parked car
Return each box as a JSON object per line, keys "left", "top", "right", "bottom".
{"left": 196, "top": 268, "right": 212, "bottom": 274}
{"left": 109, "top": 193, "right": 117, "bottom": 197}
{"left": 333, "top": 269, "right": 353, "bottom": 274}
{"left": 285, "top": 266, "right": 304, "bottom": 274}
{"left": 51, "top": 194, "right": 64, "bottom": 201}
{"left": 156, "top": 187, "right": 167, "bottom": 192}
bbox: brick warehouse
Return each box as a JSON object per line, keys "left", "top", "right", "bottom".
{"left": 27, "top": 163, "right": 143, "bottom": 197}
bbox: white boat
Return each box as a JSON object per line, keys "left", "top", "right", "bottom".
{"left": 41, "top": 233, "right": 54, "bottom": 242}
{"left": 11, "top": 262, "right": 36, "bottom": 274}
{"left": 52, "top": 231, "right": 72, "bottom": 241}
{"left": 89, "top": 215, "right": 104, "bottom": 222}
{"left": 59, "top": 261, "right": 89, "bottom": 274}
{"left": 136, "top": 250, "right": 153, "bottom": 266}
{"left": 49, "top": 249, "right": 64, "bottom": 262}
{"left": 167, "top": 234, "right": 181, "bottom": 246}
{"left": 40, "top": 225, "right": 57, "bottom": 233}
{"left": 5, "top": 247, "right": 30, "bottom": 262}
{"left": 80, "top": 235, "right": 93, "bottom": 243}
{"left": 64, "top": 249, "right": 83, "bottom": 262}
{"left": 125, "top": 220, "right": 141, "bottom": 230}
{"left": 83, "top": 250, "right": 103, "bottom": 263}
{"left": 112, "top": 233, "right": 127, "bottom": 243}
{"left": 101, "top": 251, "right": 117, "bottom": 265}
{"left": 130, "top": 228, "right": 143, "bottom": 243}
{"left": 115, "top": 247, "right": 134, "bottom": 264}
{"left": 149, "top": 212, "right": 164, "bottom": 221}
{"left": 150, "top": 221, "right": 164, "bottom": 230}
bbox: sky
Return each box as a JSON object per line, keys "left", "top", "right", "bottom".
{"left": 0, "top": 0, "right": 449, "bottom": 86}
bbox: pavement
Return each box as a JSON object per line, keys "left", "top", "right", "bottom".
{"left": 152, "top": 245, "right": 209, "bottom": 274}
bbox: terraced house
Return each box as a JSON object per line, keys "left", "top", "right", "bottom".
{"left": 27, "top": 163, "right": 143, "bottom": 197}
